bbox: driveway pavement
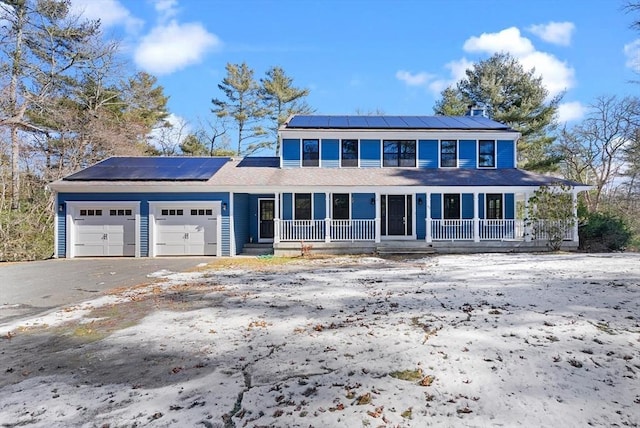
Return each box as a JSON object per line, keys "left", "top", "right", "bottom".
{"left": 0, "top": 257, "right": 214, "bottom": 325}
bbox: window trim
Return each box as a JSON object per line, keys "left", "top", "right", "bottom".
{"left": 443, "top": 193, "right": 461, "bottom": 219}
{"left": 382, "top": 140, "right": 417, "bottom": 168}
{"left": 302, "top": 139, "right": 320, "bottom": 167}
{"left": 340, "top": 139, "right": 359, "bottom": 168}
{"left": 331, "top": 193, "right": 350, "bottom": 220}
{"left": 440, "top": 140, "right": 458, "bottom": 168}
{"left": 485, "top": 193, "right": 503, "bottom": 220}
{"left": 294, "top": 193, "right": 312, "bottom": 220}
{"left": 478, "top": 140, "right": 496, "bottom": 169}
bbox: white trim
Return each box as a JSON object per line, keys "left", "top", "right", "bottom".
{"left": 339, "top": 138, "right": 360, "bottom": 168}
{"left": 477, "top": 139, "right": 497, "bottom": 169}
{"left": 229, "top": 193, "right": 235, "bottom": 256}
{"left": 439, "top": 139, "right": 458, "bottom": 168}
{"left": 53, "top": 191, "right": 59, "bottom": 258}
{"left": 257, "top": 197, "right": 276, "bottom": 243}
{"left": 293, "top": 192, "right": 313, "bottom": 220}
{"left": 65, "top": 201, "right": 140, "bottom": 259}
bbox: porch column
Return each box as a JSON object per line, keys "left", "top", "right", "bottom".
{"left": 274, "top": 192, "right": 281, "bottom": 244}
{"left": 325, "top": 192, "right": 331, "bottom": 243}
{"left": 524, "top": 192, "right": 531, "bottom": 242}
{"left": 374, "top": 193, "right": 381, "bottom": 243}
{"left": 572, "top": 190, "right": 579, "bottom": 243}
{"left": 473, "top": 192, "right": 480, "bottom": 242}
{"left": 425, "top": 191, "right": 432, "bottom": 243}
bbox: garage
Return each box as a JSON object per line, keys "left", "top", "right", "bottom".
{"left": 151, "top": 202, "right": 220, "bottom": 256}
{"left": 69, "top": 203, "right": 138, "bottom": 257}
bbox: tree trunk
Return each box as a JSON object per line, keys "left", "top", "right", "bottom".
{"left": 9, "top": 2, "right": 26, "bottom": 211}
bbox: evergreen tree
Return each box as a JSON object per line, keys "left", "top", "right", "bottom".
{"left": 0, "top": 0, "right": 101, "bottom": 208}
{"left": 261, "top": 66, "right": 313, "bottom": 154}
{"left": 212, "top": 62, "right": 267, "bottom": 156}
{"left": 433, "top": 53, "right": 561, "bottom": 171}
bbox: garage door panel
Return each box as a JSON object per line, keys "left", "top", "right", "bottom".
{"left": 72, "top": 206, "right": 136, "bottom": 257}
{"left": 154, "top": 206, "right": 218, "bottom": 256}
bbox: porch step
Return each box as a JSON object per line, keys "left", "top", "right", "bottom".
{"left": 375, "top": 242, "right": 437, "bottom": 256}
{"left": 240, "top": 243, "right": 274, "bottom": 256}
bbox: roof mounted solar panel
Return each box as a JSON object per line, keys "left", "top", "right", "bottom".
{"left": 64, "top": 157, "right": 230, "bottom": 181}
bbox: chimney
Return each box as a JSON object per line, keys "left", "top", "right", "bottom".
{"left": 466, "top": 104, "right": 488, "bottom": 118}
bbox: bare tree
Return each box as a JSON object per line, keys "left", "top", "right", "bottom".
{"left": 556, "top": 95, "right": 640, "bottom": 212}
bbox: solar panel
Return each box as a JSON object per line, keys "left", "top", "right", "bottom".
{"left": 236, "top": 157, "right": 280, "bottom": 167}
{"left": 64, "top": 157, "right": 230, "bottom": 181}
{"left": 285, "top": 115, "right": 512, "bottom": 130}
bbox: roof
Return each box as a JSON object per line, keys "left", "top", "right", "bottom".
{"left": 52, "top": 155, "right": 588, "bottom": 191}
{"left": 207, "top": 158, "right": 586, "bottom": 189}
{"left": 284, "top": 115, "right": 514, "bottom": 131}
{"left": 63, "top": 156, "right": 230, "bottom": 181}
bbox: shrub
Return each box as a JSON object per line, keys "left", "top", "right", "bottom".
{"left": 579, "top": 212, "right": 631, "bottom": 252}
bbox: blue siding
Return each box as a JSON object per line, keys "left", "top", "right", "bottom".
{"left": 360, "top": 139, "right": 381, "bottom": 168}
{"left": 56, "top": 197, "right": 66, "bottom": 257}
{"left": 352, "top": 193, "right": 375, "bottom": 219}
{"left": 459, "top": 140, "right": 476, "bottom": 169}
{"left": 479, "top": 194, "right": 485, "bottom": 219}
{"left": 314, "top": 193, "right": 326, "bottom": 219}
{"left": 505, "top": 193, "right": 515, "bottom": 219}
{"left": 139, "top": 203, "right": 149, "bottom": 257}
{"left": 418, "top": 140, "right": 438, "bottom": 168}
{"left": 282, "top": 139, "right": 300, "bottom": 168}
{"left": 416, "top": 193, "right": 426, "bottom": 239}
{"left": 497, "top": 140, "right": 515, "bottom": 168}
{"left": 282, "top": 193, "right": 293, "bottom": 220}
{"left": 462, "top": 193, "right": 474, "bottom": 219}
{"left": 430, "top": 194, "right": 442, "bottom": 219}
{"left": 321, "top": 139, "right": 339, "bottom": 168}
{"left": 221, "top": 216, "right": 231, "bottom": 256}
{"left": 233, "top": 193, "right": 250, "bottom": 254}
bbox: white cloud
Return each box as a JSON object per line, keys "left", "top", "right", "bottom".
{"left": 152, "top": 0, "right": 179, "bottom": 22}
{"left": 427, "top": 58, "right": 473, "bottom": 95}
{"left": 624, "top": 39, "right": 640, "bottom": 72}
{"left": 463, "top": 27, "right": 575, "bottom": 98}
{"left": 528, "top": 22, "right": 575, "bottom": 46}
{"left": 518, "top": 51, "right": 575, "bottom": 97}
{"left": 134, "top": 20, "right": 220, "bottom": 75}
{"left": 463, "top": 27, "right": 535, "bottom": 56}
{"left": 71, "top": 0, "right": 143, "bottom": 34}
{"left": 557, "top": 101, "right": 587, "bottom": 123}
{"left": 395, "top": 70, "right": 433, "bottom": 86}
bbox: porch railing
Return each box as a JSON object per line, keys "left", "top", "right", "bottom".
{"left": 275, "top": 218, "right": 574, "bottom": 243}
{"left": 280, "top": 219, "right": 325, "bottom": 241}
{"left": 331, "top": 219, "right": 376, "bottom": 241}
{"left": 431, "top": 219, "right": 474, "bottom": 240}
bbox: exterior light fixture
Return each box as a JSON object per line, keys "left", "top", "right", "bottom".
{"left": 418, "top": 197, "right": 423, "bottom": 205}
{"left": 370, "top": 197, "right": 375, "bottom": 205}
{"left": 222, "top": 202, "right": 227, "bottom": 211}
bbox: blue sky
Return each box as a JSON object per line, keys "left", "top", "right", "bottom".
{"left": 72, "top": 0, "right": 639, "bottom": 136}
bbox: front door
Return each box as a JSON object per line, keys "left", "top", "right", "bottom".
{"left": 259, "top": 199, "right": 275, "bottom": 241}
{"left": 383, "top": 195, "right": 413, "bottom": 237}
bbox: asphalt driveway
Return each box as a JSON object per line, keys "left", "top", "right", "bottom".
{"left": 0, "top": 257, "right": 214, "bottom": 325}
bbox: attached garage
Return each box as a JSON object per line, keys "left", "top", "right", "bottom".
{"left": 67, "top": 202, "right": 139, "bottom": 257}
{"left": 150, "top": 202, "right": 221, "bottom": 256}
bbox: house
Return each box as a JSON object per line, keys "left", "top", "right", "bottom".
{"left": 48, "top": 113, "right": 590, "bottom": 258}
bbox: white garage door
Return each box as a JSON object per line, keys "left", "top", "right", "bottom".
{"left": 155, "top": 206, "right": 218, "bottom": 256}
{"left": 74, "top": 207, "right": 136, "bottom": 257}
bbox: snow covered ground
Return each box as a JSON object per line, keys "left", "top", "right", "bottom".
{"left": 0, "top": 253, "right": 638, "bottom": 427}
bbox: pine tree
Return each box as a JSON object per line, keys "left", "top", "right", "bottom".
{"left": 434, "top": 53, "right": 561, "bottom": 171}
{"left": 212, "top": 62, "right": 267, "bottom": 156}
{"left": 261, "top": 66, "right": 313, "bottom": 154}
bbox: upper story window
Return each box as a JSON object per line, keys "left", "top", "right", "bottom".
{"left": 302, "top": 139, "right": 319, "bottom": 167}
{"left": 478, "top": 140, "right": 496, "bottom": 168}
{"left": 295, "top": 193, "right": 312, "bottom": 219}
{"left": 383, "top": 140, "right": 416, "bottom": 167}
{"left": 440, "top": 140, "right": 457, "bottom": 168}
{"left": 332, "top": 193, "right": 350, "bottom": 219}
{"left": 341, "top": 140, "right": 358, "bottom": 167}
